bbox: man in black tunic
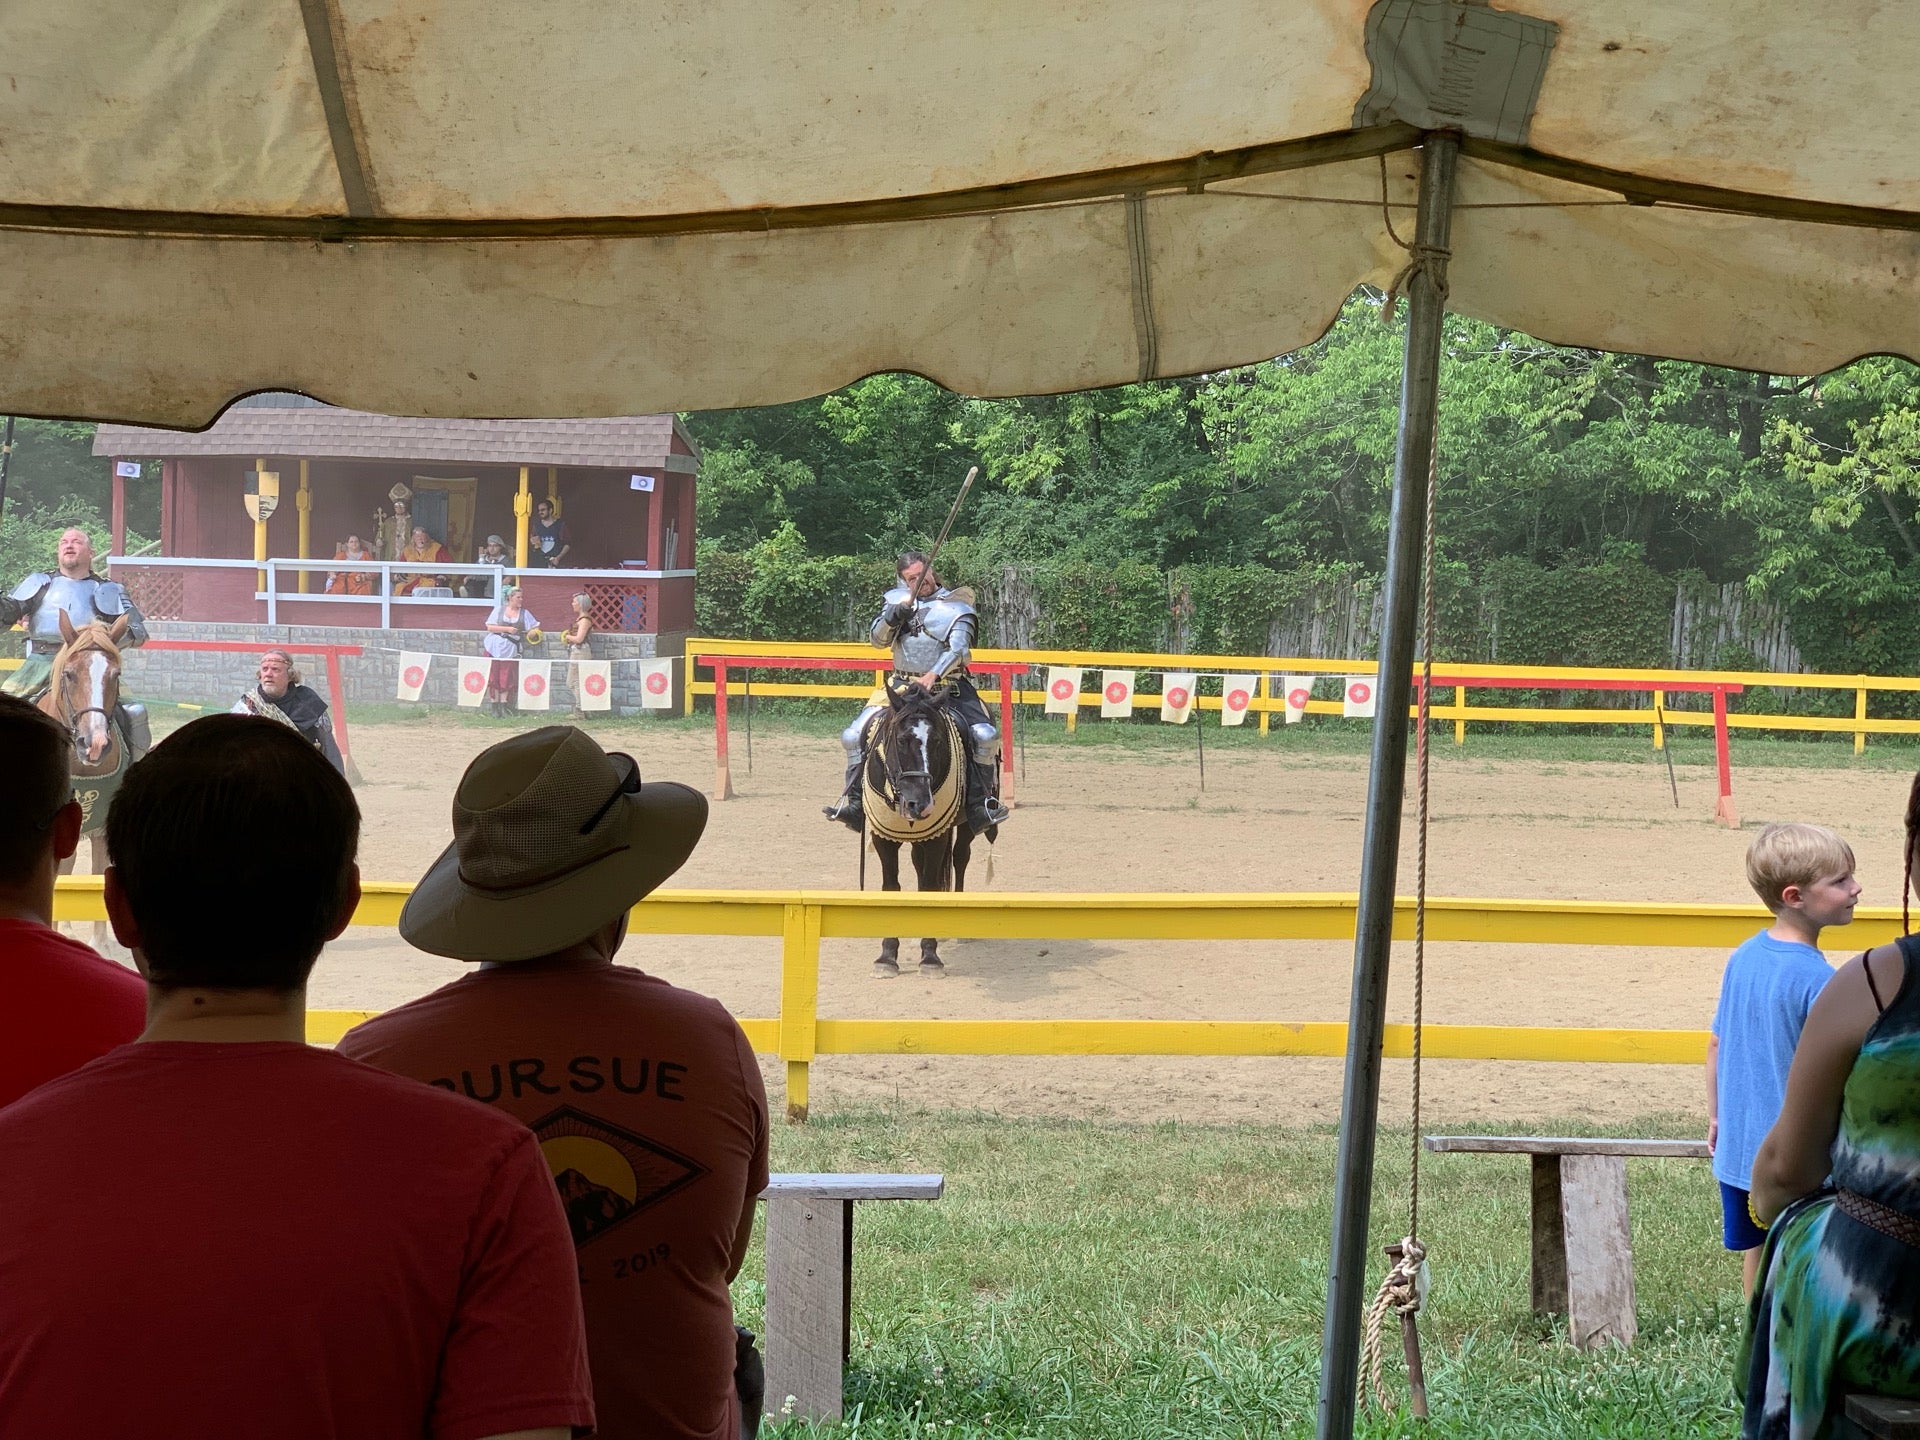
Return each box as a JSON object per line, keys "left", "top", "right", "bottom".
{"left": 232, "top": 650, "right": 346, "bottom": 776}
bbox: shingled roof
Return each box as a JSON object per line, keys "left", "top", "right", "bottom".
{"left": 94, "top": 395, "right": 697, "bottom": 469}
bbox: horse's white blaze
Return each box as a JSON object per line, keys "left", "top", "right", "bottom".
{"left": 79, "top": 649, "right": 111, "bottom": 762}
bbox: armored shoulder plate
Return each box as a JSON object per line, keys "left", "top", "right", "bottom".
{"left": 881, "top": 584, "right": 913, "bottom": 607}
{"left": 90, "top": 580, "right": 133, "bottom": 616}
{"left": 10, "top": 572, "right": 51, "bottom": 602}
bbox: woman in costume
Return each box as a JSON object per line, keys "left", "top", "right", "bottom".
{"left": 1741, "top": 774, "right": 1920, "bottom": 1437}
{"left": 482, "top": 587, "right": 541, "bottom": 717}
{"left": 324, "top": 534, "right": 376, "bottom": 595}
{"left": 563, "top": 592, "right": 594, "bottom": 716}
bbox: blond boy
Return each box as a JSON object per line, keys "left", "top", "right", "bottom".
{"left": 1707, "top": 822, "right": 1859, "bottom": 1296}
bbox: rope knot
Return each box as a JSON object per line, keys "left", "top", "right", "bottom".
{"left": 1361, "top": 1237, "right": 1432, "bottom": 1412}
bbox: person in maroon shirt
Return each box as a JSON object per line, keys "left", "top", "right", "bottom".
{"left": 0, "top": 716, "right": 595, "bottom": 1440}
{"left": 340, "top": 727, "right": 770, "bottom": 1440}
{"left": 0, "top": 693, "right": 145, "bottom": 1108}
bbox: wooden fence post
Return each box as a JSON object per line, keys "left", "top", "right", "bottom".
{"left": 1652, "top": 690, "right": 1665, "bottom": 751}
{"left": 1856, "top": 683, "right": 1869, "bottom": 755}
{"left": 779, "top": 903, "right": 822, "bottom": 1122}
{"left": 712, "top": 661, "right": 736, "bottom": 800}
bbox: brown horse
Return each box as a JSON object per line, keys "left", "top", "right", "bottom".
{"left": 37, "top": 615, "right": 137, "bottom": 945}
{"left": 861, "top": 680, "right": 994, "bottom": 976}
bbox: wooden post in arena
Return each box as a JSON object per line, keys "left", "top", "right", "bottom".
{"left": 296, "top": 459, "right": 311, "bottom": 592}
{"left": 547, "top": 465, "right": 560, "bottom": 516}
{"left": 1712, "top": 687, "right": 1739, "bottom": 827}
{"left": 1317, "top": 130, "right": 1458, "bottom": 1440}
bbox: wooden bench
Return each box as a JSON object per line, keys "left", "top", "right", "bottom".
{"left": 1839, "top": 1395, "right": 1920, "bottom": 1439}
{"left": 758, "top": 1172, "right": 945, "bottom": 1422}
{"left": 1424, "top": 1136, "right": 1709, "bottom": 1349}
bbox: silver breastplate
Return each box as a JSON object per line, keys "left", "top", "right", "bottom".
{"left": 29, "top": 574, "right": 109, "bottom": 650}
{"left": 894, "top": 593, "right": 974, "bottom": 672}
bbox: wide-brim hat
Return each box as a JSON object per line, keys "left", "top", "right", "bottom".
{"left": 400, "top": 725, "right": 707, "bottom": 963}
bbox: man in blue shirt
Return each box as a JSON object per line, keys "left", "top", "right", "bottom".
{"left": 1708, "top": 821, "right": 1859, "bottom": 1295}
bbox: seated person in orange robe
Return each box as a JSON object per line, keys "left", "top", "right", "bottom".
{"left": 392, "top": 527, "right": 453, "bottom": 595}
{"left": 324, "top": 535, "right": 376, "bottom": 595}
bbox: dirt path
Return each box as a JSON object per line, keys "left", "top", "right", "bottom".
{"left": 278, "top": 715, "right": 1906, "bottom": 1125}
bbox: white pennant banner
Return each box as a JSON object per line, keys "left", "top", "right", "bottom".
{"left": 1045, "top": 667, "right": 1083, "bottom": 716}
{"left": 1160, "top": 673, "right": 1197, "bottom": 724}
{"left": 395, "top": 652, "right": 430, "bottom": 703}
{"left": 518, "top": 660, "right": 552, "bottom": 711}
{"left": 1282, "top": 676, "right": 1314, "bottom": 724}
{"left": 456, "top": 657, "right": 489, "bottom": 707}
{"left": 1343, "top": 675, "right": 1377, "bottom": 719}
{"left": 1100, "top": 670, "right": 1135, "bottom": 719}
{"left": 637, "top": 658, "right": 675, "bottom": 710}
{"left": 1220, "top": 675, "right": 1256, "bottom": 727}
{"left": 576, "top": 660, "right": 614, "bottom": 712}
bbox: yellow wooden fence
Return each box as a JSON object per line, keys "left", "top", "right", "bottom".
{"left": 683, "top": 636, "right": 1920, "bottom": 754}
{"left": 55, "top": 879, "right": 1897, "bottom": 1121}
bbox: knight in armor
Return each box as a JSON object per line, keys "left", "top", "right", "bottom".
{"left": 825, "top": 551, "right": 1011, "bottom": 836}
{"left": 233, "top": 650, "right": 346, "bottom": 776}
{"left": 0, "top": 527, "right": 152, "bottom": 754}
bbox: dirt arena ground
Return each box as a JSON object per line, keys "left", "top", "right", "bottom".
{"left": 128, "top": 714, "right": 1911, "bottom": 1126}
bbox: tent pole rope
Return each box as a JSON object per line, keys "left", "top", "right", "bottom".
{"left": 1360, "top": 434, "right": 1438, "bottom": 1419}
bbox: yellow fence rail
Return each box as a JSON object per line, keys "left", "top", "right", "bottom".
{"left": 57, "top": 879, "right": 1893, "bottom": 1121}
{"left": 683, "top": 636, "right": 1920, "bottom": 754}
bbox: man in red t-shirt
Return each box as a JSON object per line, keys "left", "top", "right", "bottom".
{"left": 339, "top": 727, "right": 769, "bottom": 1440}
{"left": 0, "top": 694, "right": 145, "bottom": 1108}
{"left": 0, "top": 716, "right": 595, "bottom": 1440}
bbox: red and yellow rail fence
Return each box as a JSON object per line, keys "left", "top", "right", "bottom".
{"left": 55, "top": 879, "right": 1901, "bottom": 1121}
{"left": 684, "top": 637, "right": 1920, "bottom": 823}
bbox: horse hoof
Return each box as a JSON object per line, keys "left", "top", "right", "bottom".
{"left": 919, "top": 958, "right": 946, "bottom": 977}
{"left": 873, "top": 957, "right": 900, "bottom": 978}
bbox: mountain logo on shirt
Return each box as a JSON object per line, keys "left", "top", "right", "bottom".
{"left": 530, "top": 1104, "right": 708, "bottom": 1247}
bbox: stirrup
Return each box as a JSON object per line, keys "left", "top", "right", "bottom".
{"left": 982, "top": 797, "right": 1011, "bottom": 825}
{"left": 824, "top": 796, "right": 864, "bottom": 831}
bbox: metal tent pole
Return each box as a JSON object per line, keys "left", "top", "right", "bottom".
{"left": 1316, "top": 130, "right": 1459, "bottom": 1440}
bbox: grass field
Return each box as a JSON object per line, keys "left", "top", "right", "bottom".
{"left": 741, "top": 1108, "right": 1744, "bottom": 1439}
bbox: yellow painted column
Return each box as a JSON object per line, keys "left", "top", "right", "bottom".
{"left": 1454, "top": 684, "right": 1466, "bottom": 745}
{"left": 253, "top": 457, "right": 269, "bottom": 593}
{"left": 547, "top": 465, "right": 560, "bottom": 516}
{"left": 295, "top": 459, "right": 312, "bottom": 592}
{"left": 778, "top": 903, "right": 823, "bottom": 1123}
{"left": 1652, "top": 690, "right": 1665, "bottom": 751}
{"left": 1856, "top": 684, "right": 1869, "bottom": 755}
{"left": 1258, "top": 674, "right": 1271, "bottom": 735}
{"left": 514, "top": 465, "right": 532, "bottom": 569}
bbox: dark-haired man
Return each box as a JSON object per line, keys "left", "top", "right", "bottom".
{"left": 0, "top": 694, "right": 145, "bottom": 1109}
{"left": 824, "top": 550, "right": 1009, "bottom": 835}
{"left": 532, "top": 498, "right": 573, "bottom": 567}
{"left": 0, "top": 716, "right": 594, "bottom": 1440}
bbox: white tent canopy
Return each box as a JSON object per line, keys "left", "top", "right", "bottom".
{"left": 4, "top": 0, "right": 1918, "bottom": 426}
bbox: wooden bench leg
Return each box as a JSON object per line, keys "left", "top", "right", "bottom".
{"left": 1529, "top": 1154, "right": 1568, "bottom": 1315}
{"left": 764, "top": 1196, "right": 853, "bottom": 1422}
{"left": 1559, "top": 1154, "right": 1636, "bottom": 1349}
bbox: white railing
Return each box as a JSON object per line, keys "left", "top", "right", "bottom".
{"left": 111, "top": 555, "right": 697, "bottom": 629}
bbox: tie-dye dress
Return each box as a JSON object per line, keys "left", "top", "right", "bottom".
{"left": 1739, "top": 934, "right": 1920, "bottom": 1439}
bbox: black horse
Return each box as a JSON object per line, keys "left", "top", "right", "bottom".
{"left": 861, "top": 679, "right": 995, "bottom": 976}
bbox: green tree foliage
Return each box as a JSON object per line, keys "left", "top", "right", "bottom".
{"left": 678, "top": 297, "right": 1920, "bottom": 674}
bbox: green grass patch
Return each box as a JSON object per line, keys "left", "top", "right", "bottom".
{"left": 743, "top": 1109, "right": 1743, "bottom": 1438}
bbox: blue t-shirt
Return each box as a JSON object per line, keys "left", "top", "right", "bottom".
{"left": 1710, "top": 929, "right": 1834, "bottom": 1189}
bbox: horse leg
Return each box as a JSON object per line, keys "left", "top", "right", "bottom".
{"left": 914, "top": 834, "right": 951, "bottom": 976}
{"left": 873, "top": 838, "right": 902, "bottom": 977}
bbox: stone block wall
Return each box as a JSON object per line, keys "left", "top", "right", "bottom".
{"left": 117, "top": 622, "right": 691, "bottom": 715}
